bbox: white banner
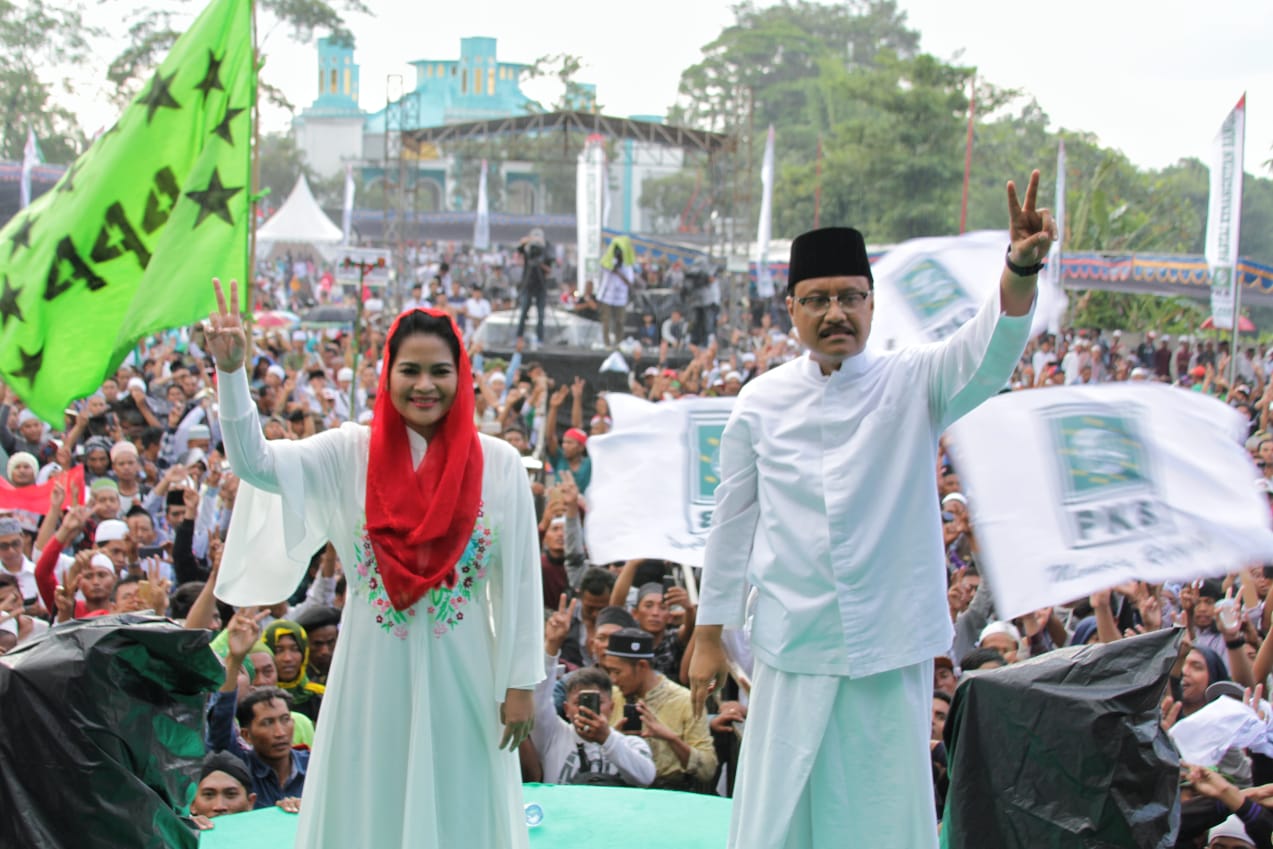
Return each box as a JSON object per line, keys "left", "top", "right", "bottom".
{"left": 19, "top": 127, "right": 39, "bottom": 210}
{"left": 947, "top": 383, "right": 1273, "bottom": 619}
{"left": 1206, "top": 94, "right": 1246, "bottom": 330}
{"left": 755, "top": 124, "right": 775, "bottom": 298}
{"left": 1045, "top": 141, "right": 1067, "bottom": 334}
{"left": 585, "top": 393, "right": 734, "bottom": 567}
{"left": 576, "top": 136, "right": 605, "bottom": 294}
{"left": 868, "top": 230, "right": 1056, "bottom": 352}
{"left": 341, "top": 162, "right": 355, "bottom": 244}
{"left": 473, "top": 158, "right": 491, "bottom": 250}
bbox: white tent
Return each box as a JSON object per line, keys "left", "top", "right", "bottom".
{"left": 257, "top": 175, "right": 343, "bottom": 248}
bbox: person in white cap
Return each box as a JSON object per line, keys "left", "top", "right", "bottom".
{"left": 0, "top": 405, "right": 54, "bottom": 466}
{"left": 1208, "top": 815, "right": 1256, "bottom": 848}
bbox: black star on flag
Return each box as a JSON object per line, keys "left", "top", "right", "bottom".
{"left": 185, "top": 168, "right": 243, "bottom": 228}
{"left": 57, "top": 160, "right": 82, "bottom": 194}
{"left": 13, "top": 344, "right": 43, "bottom": 385}
{"left": 195, "top": 50, "right": 225, "bottom": 99}
{"left": 8, "top": 214, "right": 33, "bottom": 258}
{"left": 212, "top": 105, "right": 245, "bottom": 145}
{"left": 139, "top": 70, "right": 182, "bottom": 124}
{"left": 0, "top": 276, "right": 22, "bottom": 332}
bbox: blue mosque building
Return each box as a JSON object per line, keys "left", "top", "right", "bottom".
{"left": 292, "top": 36, "right": 599, "bottom": 216}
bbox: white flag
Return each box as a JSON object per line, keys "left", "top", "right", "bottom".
{"left": 341, "top": 162, "right": 355, "bottom": 244}
{"left": 576, "top": 136, "right": 605, "bottom": 294}
{"left": 585, "top": 393, "right": 734, "bottom": 567}
{"left": 1206, "top": 94, "right": 1246, "bottom": 330}
{"left": 19, "top": 127, "right": 40, "bottom": 210}
{"left": 473, "top": 158, "right": 491, "bottom": 250}
{"left": 1045, "top": 141, "right": 1067, "bottom": 334}
{"left": 868, "top": 230, "right": 1056, "bottom": 351}
{"left": 947, "top": 383, "right": 1273, "bottom": 619}
{"left": 755, "top": 124, "right": 775, "bottom": 298}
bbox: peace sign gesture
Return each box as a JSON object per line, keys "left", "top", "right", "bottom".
{"left": 206, "top": 278, "right": 247, "bottom": 373}
{"left": 1006, "top": 170, "right": 1057, "bottom": 268}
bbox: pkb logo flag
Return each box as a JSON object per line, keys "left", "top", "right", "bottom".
{"left": 687, "top": 410, "right": 728, "bottom": 534}
{"left": 1048, "top": 408, "right": 1171, "bottom": 548}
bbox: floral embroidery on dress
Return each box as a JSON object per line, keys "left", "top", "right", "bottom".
{"left": 352, "top": 505, "right": 496, "bottom": 640}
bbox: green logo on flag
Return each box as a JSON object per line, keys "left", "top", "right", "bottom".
{"left": 1046, "top": 405, "right": 1169, "bottom": 547}
{"left": 0, "top": 0, "right": 254, "bottom": 422}
{"left": 686, "top": 410, "right": 728, "bottom": 533}
{"left": 894, "top": 257, "right": 977, "bottom": 340}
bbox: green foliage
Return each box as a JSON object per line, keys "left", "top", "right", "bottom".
{"left": 105, "top": 0, "right": 370, "bottom": 108}
{"left": 0, "top": 0, "right": 97, "bottom": 161}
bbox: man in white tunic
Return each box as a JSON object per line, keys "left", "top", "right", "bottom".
{"left": 690, "top": 171, "right": 1056, "bottom": 849}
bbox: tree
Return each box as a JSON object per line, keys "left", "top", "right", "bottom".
{"left": 0, "top": 0, "right": 98, "bottom": 161}
{"left": 105, "top": 0, "right": 371, "bottom": 111}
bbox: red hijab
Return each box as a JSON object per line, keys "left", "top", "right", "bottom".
{"left": 365, "top": 308, "right": 483, "bottom": 610}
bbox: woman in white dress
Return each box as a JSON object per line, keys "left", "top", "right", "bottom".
{"left": 206, "top": 279, "right": 544, "bottom": 848}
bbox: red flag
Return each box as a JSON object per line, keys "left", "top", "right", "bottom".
{"left": 0, "top": 465, "right": 84, "bottom": 513}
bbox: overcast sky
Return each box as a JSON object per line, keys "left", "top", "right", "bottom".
{"left": 75, "top": 0, "right": 1272, "bottom": 174}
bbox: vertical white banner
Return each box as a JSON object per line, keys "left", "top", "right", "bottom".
{"left": 1045, "top": 140, "right": 1067, "bottom": 334}
{"left": 341, "top": 162, "right": 355, "bottom": 244}
{"left": 473, "top": 158, "right": 491, "bottom": 250}
{"left": 1206, "top": 94, "right": 1246, "bottom": 330}
{"left": 755, "top": 124, "right": 775, "bottom": 299}
{"left": 19, "top": 127, "right": 39, "bottom": 210}
{"left": 576, "top": 135, "right": 605, "bottom": 293}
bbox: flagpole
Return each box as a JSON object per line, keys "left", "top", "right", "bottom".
{"left": 246, "top": 0, "right": 261, "bottom": 319}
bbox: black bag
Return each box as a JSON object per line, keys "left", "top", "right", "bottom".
{"left": 942, "top": 627, "right": 1182, "bottom": 849}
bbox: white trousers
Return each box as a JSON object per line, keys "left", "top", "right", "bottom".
{"left": 727, "top": 659, "right": 938, "bottom": 849}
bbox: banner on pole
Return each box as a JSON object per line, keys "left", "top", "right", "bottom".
{"left": 575, "top": 136, "right": 605, "bottom": 294}
{"left": 473, "top": 158, "right": 490, "bottom": 250}
{"left": 341, "top": 162, "right": 355, "bottom": 243}
{"left": 1206, "top": 94, "right": 1246, "bottom": 330}
{"left": 948, "top": 383, "right": 1273, "bottom": 618}
{"left": 585, "top": 393, "right": 734, "bottom": 567}
{"left": 755, "top": 124, "right": 775, "bottom": 299}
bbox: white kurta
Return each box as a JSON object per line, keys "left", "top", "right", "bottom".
{"left": 215, "top": 367, "right": 545, "bottom": 849}
{"left": 697, "top": 292, "right": 1033, "bottom": 848}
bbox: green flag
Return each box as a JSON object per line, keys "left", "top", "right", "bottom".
{"left": 0, "top": 0, "right": 253, "bottom": 422}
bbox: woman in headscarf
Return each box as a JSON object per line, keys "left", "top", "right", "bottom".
{"left": 208, "top": 279, "right": 543, "bottom": 849}
{"left": 262, "top": 619, "right": 325, "bottom": 724}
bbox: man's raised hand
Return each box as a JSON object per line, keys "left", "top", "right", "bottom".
{"left": 206, "top": 278, "right": 247, "bottom": 372}
{"left": 1006, "top": 170, "right": 1058, "bottom": 268}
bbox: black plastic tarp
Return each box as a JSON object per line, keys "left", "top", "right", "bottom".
{"left": 0, "top": 614, "right": 223, "bottom": 849}
{"left": 942, "top": 627, "right": 1183, "bottom": 849}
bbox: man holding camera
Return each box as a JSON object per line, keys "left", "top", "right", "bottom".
{"left": 516, "top": 228, "right": 554, "bottom": 348}
{"left": 531, "top": 594, "right": 656, "bottom": 787}
{"left": 690, "top": 172, "right": 1054, "bottom": 847}
{"left": 602, "top": 628, "right": 716, "bottom": 790}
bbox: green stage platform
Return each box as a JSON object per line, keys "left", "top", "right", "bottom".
{"left": 199, "top": 784, "right": 731, "bottom": 847}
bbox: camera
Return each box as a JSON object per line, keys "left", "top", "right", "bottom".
{"left": 578, "top": 691, "right": 601, "bottom": 716}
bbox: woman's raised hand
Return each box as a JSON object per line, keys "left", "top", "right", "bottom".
{"left": 207, "top": 278, "right": 247, "bottom": 372}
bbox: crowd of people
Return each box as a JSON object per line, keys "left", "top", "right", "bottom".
{"left": 4, "top": 239, "right": 1273, "bottom": 847}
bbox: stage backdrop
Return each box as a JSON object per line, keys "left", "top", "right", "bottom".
{"left": 948, "top": 383, "right": 1273, "bottom": 619}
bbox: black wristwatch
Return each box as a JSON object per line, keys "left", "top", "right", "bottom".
{"left": 1226, "top": 637, "right": 1247, "bottom": 650}
{"left": 1005, "top": 245, "right": 1046, "bottom": 277}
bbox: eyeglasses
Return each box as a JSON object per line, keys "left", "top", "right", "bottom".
{"left": 0, "top": 540, "right": 22, "bottom": 551}
{"left": 795, "top": 290, "right": 871, "bottom": 315}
